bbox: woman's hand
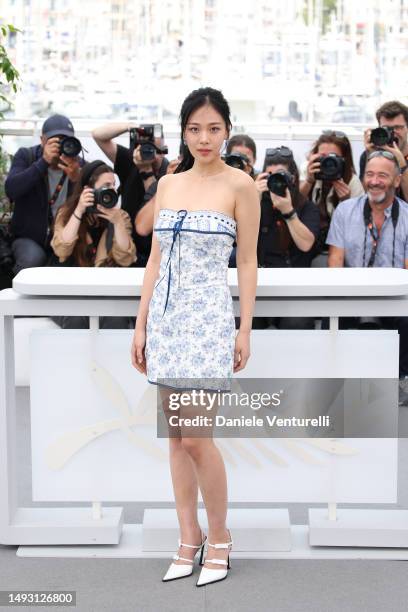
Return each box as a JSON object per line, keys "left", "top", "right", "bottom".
{"left": 77, "top": 187, "right": 95, "bottom": 215}
{"left": 233, "top": 330, "right": 250, "bottom": 373}
{"left": 270, "top": 187, "right": 293, "bottom": 214}
{"left": 332, "top": 178, "right": 351, "bottom": 201}
{"left": 131, "top": 327, "right": 146, "bottom": 374}
{"left": 254, "top": 172, "right": 269, "bottom": 195}
{"left": 306, "top": 153, "right": 321, "bottom": 183}
{"left": 96, "top": 204, "right": 124, "bottom": 225}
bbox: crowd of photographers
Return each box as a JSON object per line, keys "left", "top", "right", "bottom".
{"left": 1, "top": 100, "right": 408, "bottom": 399}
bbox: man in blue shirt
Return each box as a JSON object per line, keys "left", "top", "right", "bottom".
{"left": 327, "top": 150, "right": 408, "bottom": 401}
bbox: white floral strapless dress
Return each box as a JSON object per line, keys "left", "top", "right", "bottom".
{"left": 145, "top": 208, "right": 237, "bottom": 391}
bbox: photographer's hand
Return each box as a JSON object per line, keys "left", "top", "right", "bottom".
{"left": 95, "top": 205, "right": 124, "bottom": 226}
{"left": 77, "top": 187, "right": 95, "bottom": 216}
{"left": 332, "top": 178, "right": 351, "bottom": 201}
{"left": 96, "top": 205, "right": 133, "bottom": 253}
{"left": 132, "top": 145, "right": 154, "bottom": 172}
{"left": 270, "top": 188, "right": 293, "bottom": 215}
{"left": 254, "top": 172, "right": 269, "bottom": 196}
{"left": 58, "top": 154, "right": 81, "bottom": 182}
{"left": 363, "top": 128, "right": 375, "bottom": 153}
{"left": 42, "top": 137, "right": 61, "bottom": 164}
{"left": 306, "top": 153, "right": 320, "bottom": 183}
{"left": 383, "top": 141, "right": 406, "bottom": 167}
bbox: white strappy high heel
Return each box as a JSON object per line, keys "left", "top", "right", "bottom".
{"left": 196, "top": 529, "right": 233, "bottom": 587}
{"left": 162, "top": 531, "right": 207, "bottom": 582}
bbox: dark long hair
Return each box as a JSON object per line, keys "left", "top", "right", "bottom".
{"left": 310, "top": 132, "right": 356, "bottom": 212}
{"left": 175, "top": 87, "right": 232, "bottom": 173}
{"left": 53, "top": 162, "right": 113, "bottom": 267}
{"left": 262, "top": 152, "right": 306, "bottom": 253}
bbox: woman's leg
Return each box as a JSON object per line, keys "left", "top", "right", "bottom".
{"left": 180, "top": 436, "right": 230, "bottom": 569}
{"left": 177, "top": 393, "right": 230, "bottom": 569}
{"left": 160, "top": 388, "right": 203, "bottom": 565}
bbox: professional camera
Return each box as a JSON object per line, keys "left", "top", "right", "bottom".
{"left": 224, "top": 152, "right": 249, "bottom": 171}
{"left": 370, "top": 126, "right": 397, "bottom": 147}
{"left": 129, "top": 124, "right": 168, "bottom": 160}
{"left": 59, "top": 136, "right": 82, "bottom": 158}
{"left": 267, "top": 170, "right": 293, "bottom": 197}
{"left": 315, "top": 153, "right": 345, "bottom": 181}
{"left": 87, "top": 188, "right": 118, "bottom": 214}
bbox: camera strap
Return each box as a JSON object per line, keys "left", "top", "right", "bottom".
{"left": 363, "top": 196, "right": 399, "bottom": 267}
{"left": 48, "top": 173, "right": 67, "bottom": 208}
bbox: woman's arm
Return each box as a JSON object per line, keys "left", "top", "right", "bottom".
{"left": 131, "top": 175, "right": 173, "bottom": 373}
{"left": 235, "top": 172, "right": 260, "bottom": 333}
{"left": 285, "top": 214, "right": 315, "bottom": 252}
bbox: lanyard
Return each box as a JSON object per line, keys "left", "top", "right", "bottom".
{"left": 362, "top": 198, "right": 398, "bottom": 267}
{"left": 48, "top": 173, "right": 67, "bottom": 208}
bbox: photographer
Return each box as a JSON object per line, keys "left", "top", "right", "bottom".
{"left": 300, "top": 131, "right": 364, "bottom": 266}
{"left": 49, "top": 160, "right": 136, "bottom": 329}
{"left": 254, "top": 146, "right": 320, "bottom": 329}
{"left": 225, "top": 134, "right": 257, "bottom": 177}
{"left": 360, "top": 100, "right": 408, "bottom": 201}
{"left": 326, "top": 150, "right": 408, "bottom": 401}
{"left": 5, "top": 114, "right": 84, "bottom": 275}
{"left": 92, "top": 122, "right": 168, "bottom": 267}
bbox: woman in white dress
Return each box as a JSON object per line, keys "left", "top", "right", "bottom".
{"left": 131, "top": 87, "right": 259, "bottom": 586}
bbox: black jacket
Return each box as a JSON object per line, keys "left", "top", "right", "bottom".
{"left": 5, "top": 145, "right": 83, "bottom": 247}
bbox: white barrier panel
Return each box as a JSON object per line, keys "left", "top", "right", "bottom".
{"left": 30, "top": 329, "right": 398, "bottom": 504}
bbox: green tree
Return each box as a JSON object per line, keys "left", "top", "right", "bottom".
{"left": 302, "top": 0, "right": 338, "bottom": 34}
{"left": 0, "top": 23, "right": 20, "bottom": 223}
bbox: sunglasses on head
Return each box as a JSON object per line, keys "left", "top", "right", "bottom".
{"left": 265, "top": 146, "right": 293, "bottom": 159}
{"left": 322, "top": 130, "right": 347, "bottom": 140}
{"left": 367, "top": 150, "right": 400, "bottom": 167}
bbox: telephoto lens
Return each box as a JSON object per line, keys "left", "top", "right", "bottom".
{"left": 370, "top": 126, "right": 396, "bottom": 147}
{"left": 87, "top": 188, "right": 119, "bottom": 214}
{"left": 140, "top": 142, "right": 157, "bottom": 161}
{"left": 59, "top": 136, "right": 82, "bottom": 157}
{"left": 315, "top": 153, "right": 345, "bottom": 181}
{"left": 267, "top": 170, "right": 292, "bottom": 197}
{"left": 224, "top": 152, "right": 248, "bottom": 171}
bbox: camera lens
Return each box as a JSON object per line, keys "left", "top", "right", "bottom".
{"left": 267, "top": 171, "right": 291, "bottom": 197}
{"left": 315, "top": 153, "right": 344, "bottom": 181}
{"left": 94, "top": 188, "right": 118, "bottom": 209}
{"left": 140, "top": 143, "right": 156, "bottom": 161}
{"left": 371, "top": 127, "right": 394, "bottom": 147}
{"left": 225, "top": 153, "right": 246, "bottom": 170}
{"left": 60, "top": 136, "right": 82, "bottom": 157}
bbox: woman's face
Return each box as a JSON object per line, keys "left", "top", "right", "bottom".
{"left": 317, "top": 142, "right": 342, "bottom": 158}
{"left": 230, "top": 145, "right": 255, "bottom": 174}
{"left": 184, "top": 103, "right": 229, "bottom": 164}
{"left": 93, "top": 172, "right": 116, "bottom": 190}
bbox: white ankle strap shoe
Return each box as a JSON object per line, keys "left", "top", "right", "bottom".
{"left": 196, "top": 529, "right": 233, "bottom": 587}
{"left": 162, "top": 531, "right": 207, "bottom": 582}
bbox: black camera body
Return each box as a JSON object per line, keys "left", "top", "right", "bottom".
{"left": 129, "top": 124, "right": 168, "bottom": 160}
{"left": 87, "top": 188, "right": 118, "bottom": 214}
{"left": 224, "top": 152, "right": 248, "bottom": 171}
{"left": 59, "top": 136, "right": 82, "bottom": 158}
{"left": 315, "top": 153, "right": 345, "bottom": 181}
{"left": 370, "top": 126, "right": 397, "bottom": 147}
{"left": 267, "top": 170, "right": 293, "bottom": 197}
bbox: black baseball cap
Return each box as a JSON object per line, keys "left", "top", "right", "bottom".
{"left": 42, "top": 114, "right": 75, "bottom": 138}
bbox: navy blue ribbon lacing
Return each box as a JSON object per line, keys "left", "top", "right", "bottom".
{"left": 154, "top": 209, "right": 188, "bottom": 318}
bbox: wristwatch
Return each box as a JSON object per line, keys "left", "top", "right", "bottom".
{"left": 400, "top": 164, "right": 408, "bottom": 174}
{"left": 139, "top": 171, "right": 155, "bottom": 180}
{"left": 281, "top": 208, "right": 297, "bottom": 221}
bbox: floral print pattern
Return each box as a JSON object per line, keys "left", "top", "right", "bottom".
{"left": 145, "top": 209, "right": 237, "bottom": 391}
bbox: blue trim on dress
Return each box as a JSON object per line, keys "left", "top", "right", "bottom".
{"left": 154, "top": 227, "right": 236, "bottom": 239}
